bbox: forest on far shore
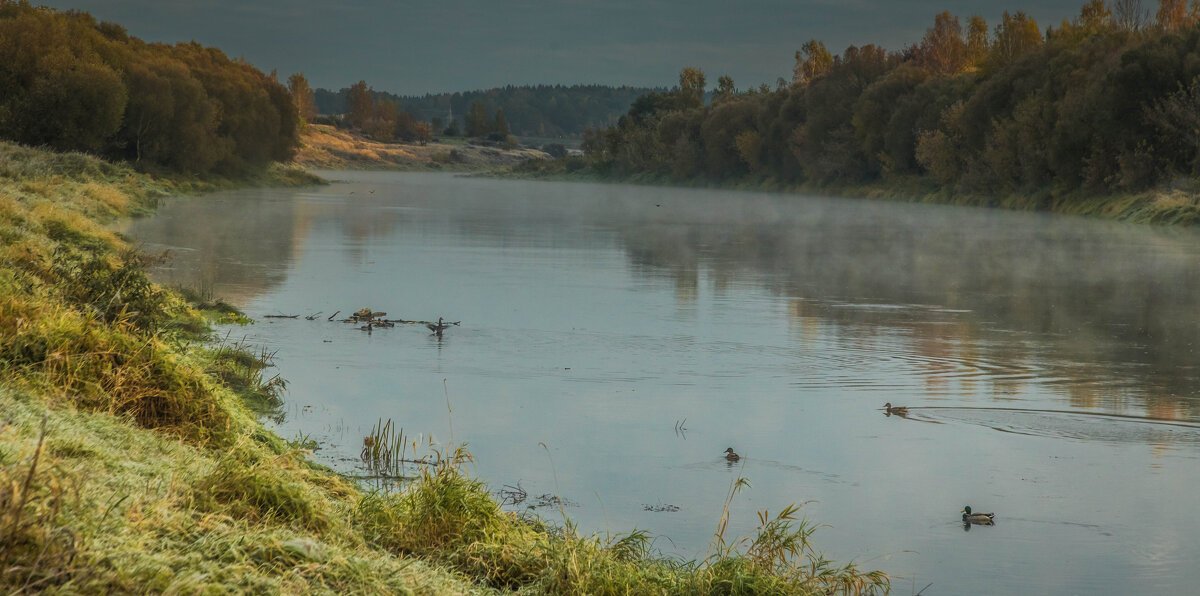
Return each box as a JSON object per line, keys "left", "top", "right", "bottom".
{"left": 570, "top": 0, "right": 1200, "bottom": 198}
{"left": 315, "top": 85, "right": 658, "bottom": 138}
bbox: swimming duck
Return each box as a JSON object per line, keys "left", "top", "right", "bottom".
{"left": 883, "top": 402, "right": 908, "bottom": 416}
{"left": 426, "top": 317, "right": 450, "bottom": 337}
{"left": 961, "top": 505, "right": 995, "bottom": 524}
{"left": 723, "top": 448, "right": 740, "bottom": 462}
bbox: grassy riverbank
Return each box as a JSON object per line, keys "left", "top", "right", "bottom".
{"left": 505, "top": 158, "right": 1200, "bottom": 226}
{"left": 0, "top": 142, "right": 887, "bottom": 594}
{"left": 292, "top": 124, "right": 549, "bottom": 171}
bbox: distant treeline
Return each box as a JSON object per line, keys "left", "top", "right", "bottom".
{"left": 315, "top": 85, "right": 658, "bottom": 137}
{"left": 0, "top": 1, "right": 299, "bottom": 174}
{"left": 580, "top": 1, "right": 1200, "bottom": 197}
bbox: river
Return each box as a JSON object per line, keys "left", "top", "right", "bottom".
{"left": 124, "top": 171, "right": 1200, "bottom": 595}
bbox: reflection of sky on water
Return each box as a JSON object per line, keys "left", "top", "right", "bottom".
{"left": 125, "top": 172, "right": 1200, "bottom": 594}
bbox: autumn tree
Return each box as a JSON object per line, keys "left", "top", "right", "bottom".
{"left": 990, "top": 11, "right": 1043, "bottom": 68}
{"left": 366, "top": 98, "right": 397, "bottom": 141}
{"left": 678, "top": 67, "right": 706, "bottom": 109}
{"left": 1155, "top": 0, "right": 1197, "bottom": 29}
{"left": 916, "top": 12, "right": 967, "bottom": 76}
{"left": 287, "top": 72, "right": 316, "bottom": 124}
{"left": 394, "top": 110, "right": 419, "bottom": 141}
{"left": 414, "top": 121, "right": 432, "bottom": 145}
{"left": 793, "top": 40, "right": 833, "bottom": 85}
{"left": 966, "top": 16, "right": 989, "bottom": 66}
{"left": 1114, "top": 0, "right": 1150, "bottom": 30}
{"left": 346, "top": 80, "right": 373, "bottom": 129}
{"left": 0, "top": 1, "right": 299, "bottom": 174}
{"left": 1079, "top": 0, "right": 1114, "bottom": 31}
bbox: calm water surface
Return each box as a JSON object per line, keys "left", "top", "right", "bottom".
{"left": 125, "top": 172, "right": 1200, "bottom": 595}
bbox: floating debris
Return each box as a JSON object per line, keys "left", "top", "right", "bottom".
{"left": 530, "top": 493, "right": 578, "bottom": 509}
{"left": 498, "top": 483, "right": 528, "bottom": 506}
{"left": 643, "top": 503, "right": 680, "bottom": 513}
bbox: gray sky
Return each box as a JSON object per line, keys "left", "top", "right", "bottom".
{"left": 45, "top": 1, "right": 1093, "bottom": 95}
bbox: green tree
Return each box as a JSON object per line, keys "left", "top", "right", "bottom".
{"left": 581, "top": 126, "right": 605, "bottom": 160}
{"left": 465, "top": 100, "right": 489, "bottom": 136}
{"left": 493, "top": 107, "right": 509, "bottom": 135}
{"left": 713, "top": 75, "right": 736, "bottom": 103}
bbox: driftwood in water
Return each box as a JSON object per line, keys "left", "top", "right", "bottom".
{"left": 264, "top": 314, "right": 299, "bottom": 319}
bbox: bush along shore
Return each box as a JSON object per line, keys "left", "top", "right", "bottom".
{"left": 0, "top": 141, "right": 889, "bottom": 594}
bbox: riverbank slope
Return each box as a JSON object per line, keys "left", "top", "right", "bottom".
{"left": 292, "top": 124, "right": 549, "bottom": 171}
{"left": 0, "top": 141, "right": 887, "bottom": 595}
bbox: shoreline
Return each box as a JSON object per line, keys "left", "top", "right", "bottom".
{"left": 497, "top": 163, "right": 1200, "bottom": 226}
{"left": 0, "top": 141, "right": 889, "bottom": 595}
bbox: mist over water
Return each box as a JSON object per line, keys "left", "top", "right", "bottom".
{"left": 126, "top": 171, "right": 1200, "bottom": 595}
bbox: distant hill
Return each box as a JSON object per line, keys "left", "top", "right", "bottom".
{"left": 315, "top": 84, "right": 659, "bottom": 137}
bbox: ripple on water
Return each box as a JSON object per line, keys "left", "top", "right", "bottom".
{"left": 904, "top": 407, "right": 1200, "bottom": 448}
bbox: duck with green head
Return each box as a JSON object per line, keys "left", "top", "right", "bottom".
{"left": 961, "top": 505, "right": 995, "bottom": 525}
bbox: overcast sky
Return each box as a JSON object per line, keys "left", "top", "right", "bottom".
{"left": 44, "top": 1, "right": 1094, "bottom": 95}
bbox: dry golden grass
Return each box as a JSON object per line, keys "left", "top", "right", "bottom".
{"left": 293, "top": 124, "right": 548, "bottom": 171}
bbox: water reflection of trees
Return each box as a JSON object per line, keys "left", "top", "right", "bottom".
{"left": 615, "top": 205, "right": 1200, "bottom": 420}
{"left": 127, "top": 181, "right": 1200, "bottom": 421}
{"left": 126, "top": 189, "right": 408, "bottom": 304}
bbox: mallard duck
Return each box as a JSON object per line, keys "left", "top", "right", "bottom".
{"left": 883, "top": 402, "right": 908, "bottom": 416}
{"left": 723, "top": 447, "right": 740, "bottom": 462}
{"left": 426, "top": 317, "right": 449, "bottom": 337}
{"left": 961, "top": 505, "right": 995, "bottom": 524}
